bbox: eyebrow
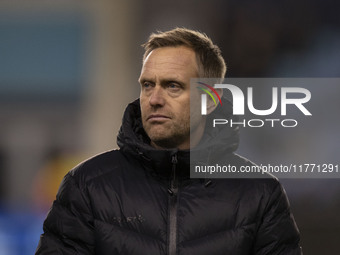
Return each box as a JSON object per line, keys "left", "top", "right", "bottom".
{"left": 139, "top": 75, "right": 182, "bottom": 83}
{"left": 139, "top": 77, "right": 186, "bottom": 87}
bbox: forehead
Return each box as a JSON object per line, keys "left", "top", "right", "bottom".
{"left": 141, "top": 46, "right": 198, "bottom": 78}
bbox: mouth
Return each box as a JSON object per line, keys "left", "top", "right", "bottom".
{"left": 147, "top": 114, "right": 171, "bottom": 122}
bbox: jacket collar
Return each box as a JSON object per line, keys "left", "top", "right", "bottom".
{"left": 117, "top": 98, "right": 239, "bottom": 179}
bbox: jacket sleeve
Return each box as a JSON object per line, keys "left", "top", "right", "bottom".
{"left": 253, "top": 179, "right": 303, "bottom": 255}
{"left": 35, "top": 170, "right": 95, "bottom": 254}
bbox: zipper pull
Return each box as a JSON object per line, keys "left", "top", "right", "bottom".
{"left": 172, "top": 154, "right": 178, "bottom": 165}
{"left": 167, "top": 188, "right": 174, "bottom": 196}
{"left": 172, "top": 154, "right": 178, "bottom": 182}
{"left": 170, "top": 154, "right": 178, "bottom": 192}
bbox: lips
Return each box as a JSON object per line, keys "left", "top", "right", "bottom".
{"left": 147, "top": 114, "right": 170, "bottom": 121}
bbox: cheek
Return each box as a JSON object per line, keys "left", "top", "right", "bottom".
{"left": 139, "top": 97, "right": 148, "bottom": 115}
{"left": 178, "top": 106, "right": 192, "bottom": 128}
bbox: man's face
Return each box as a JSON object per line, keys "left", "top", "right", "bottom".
{"left": 139, "top": 46, "right": 205, "bottom": 150}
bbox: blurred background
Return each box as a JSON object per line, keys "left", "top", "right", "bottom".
{"left": 0, "top": 0, "right": 339, "bottom": 254}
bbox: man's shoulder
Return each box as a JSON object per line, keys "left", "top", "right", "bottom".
{"left": 207, "top": 152, "right": 283, "bottom": 196}
{"left": 67, "top": 149, "right": 134, "bottom": 184}
{"left": 225, "top": 152, "right": 279, "bottom": 180}
{"left": 212, "top": 172, "right": 284, "bottom": 207}
{"left": 227, "top": 152, "right": 257, "bottom": 167}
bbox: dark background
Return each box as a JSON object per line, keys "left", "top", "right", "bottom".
{"left": 0, "top": 0, "right": 339, "bottom": 254}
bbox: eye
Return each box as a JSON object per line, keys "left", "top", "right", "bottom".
{"left": 168, "top": 83, "right": 178, "bottom": 88}
{"left": 143, "top": 81, "right": 150, "bottom": 87}
{"left": 167, "top": 82, "right": 181, "bottom": 92}
{"left": 141, "top": 81, "right": 154, "bottom": 90}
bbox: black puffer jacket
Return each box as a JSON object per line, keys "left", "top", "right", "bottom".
{"left": 36, "top": 99, "right": 302, "bottom": 255}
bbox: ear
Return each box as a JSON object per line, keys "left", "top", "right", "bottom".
{"left": 206, "top": 88, "right": 223, "bottom": 115}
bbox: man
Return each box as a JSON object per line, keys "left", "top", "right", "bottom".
{"left": 36, "top": 28, "right": 302, "bottom": 254}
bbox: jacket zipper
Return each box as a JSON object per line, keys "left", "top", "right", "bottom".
{"left": 168, "top": 154, "right": 178, "bottom": 255}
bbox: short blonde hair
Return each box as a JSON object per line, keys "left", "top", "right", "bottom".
{"left": 142, "top": 27, "right": 227, "bottom": 78}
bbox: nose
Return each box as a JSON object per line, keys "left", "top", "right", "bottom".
{"left": 149, "top": 85, "right": 165, "bottom": 107}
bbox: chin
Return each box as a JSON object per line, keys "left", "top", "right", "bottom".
{"left": 150, "top": 136, "right": 176, "bottom": 149}
{"left": 146, "top": 127, "right": 171, "bottom": 140}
